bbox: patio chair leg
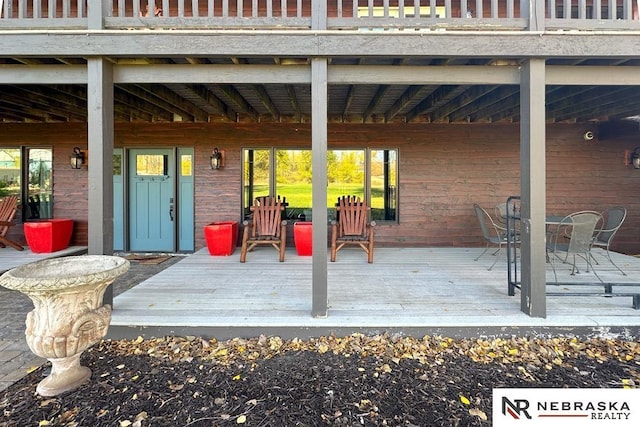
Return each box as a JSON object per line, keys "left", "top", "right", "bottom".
{"left": 474, "top": 245, "right": 490, "bottom": 262}
{"left": 605, "top": 249, "right": 627, "bottom": 276}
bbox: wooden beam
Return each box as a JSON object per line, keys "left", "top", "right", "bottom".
{"left": 450, "top": 86, "right": 519, "bottom": 122}
{"left": 114, "top": 64, "right": 310, "bottom": 84}
{"left": 363, "top": 85, "right": 391, "bottom": 122}
{"left": 405, "top": 85, "right": 469, "bottom": 123}
{"left": 112, "top": 89, "right": 158, "bottom": 122}
{"left": 5, "top": 33, "right": 640, "bottom": 58}
{"left": 187, "top": 84, "right": 237, "bottom": 122}
{"left": 0, "top": 100, "right": 58, "bottom": 122}
{"left": 136, "top": 84, "right": 211, "bottom": 121}
{"left": 6, "top": 86, "right": 86, "bottom": 121}
{"left": 0, "top": 90, "right": 72, "bottom": 122}
{"left": 466, "top": 90, "right": 519, "bottom": 122}
{"left": 384, "top": 85, "right": 430, "bottom": 122}
{"left": 285, "top": 84, "right": 302, "bottom": 122}
{"left": 216, "top": 85, "right": 259, "bottom": 121}
{"left": 429, "top": 85, "right": 498, "bottom": 122}
{"left": 548, "top": 87, "right": 631, "bottom": 122}
{"left": 252, "top": 84, "right": 280, "bottom": 121}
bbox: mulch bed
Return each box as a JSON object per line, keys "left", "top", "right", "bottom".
{"left": 1, "top": 334, "right": 639, "bottom": 426}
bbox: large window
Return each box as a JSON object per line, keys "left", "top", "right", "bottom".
{"left": 243, "top": 148, "right": 397, "bottom": 223}
{"left": 0, "top": 147, "right": 53, "bottom": 220}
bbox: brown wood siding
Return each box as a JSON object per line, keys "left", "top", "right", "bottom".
{"left": 1, "top": 122, "right": 639, "bottom": 254}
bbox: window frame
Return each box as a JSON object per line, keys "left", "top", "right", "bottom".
{"left": 241, "top": 147, "right": 399, "bottom": 224}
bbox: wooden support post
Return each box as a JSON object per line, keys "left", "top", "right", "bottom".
{"left": 519, "top": 58, "right": 547, "bottom": 318}
{"left": 311, "top": 57, "right": 328, "bottom": 318}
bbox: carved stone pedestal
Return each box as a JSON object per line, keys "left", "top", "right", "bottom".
{"left": 0, "top": 255, "right": 129, "bottom": 396}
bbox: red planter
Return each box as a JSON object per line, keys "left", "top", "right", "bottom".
{"left": 294, "top": 221, "right": 312, "bottom": 256}
{"left": 204, "top": 221, "right": 238, "bottom": 256}
{"left": 23, "top": 219, "right": 74, "bottom": 253}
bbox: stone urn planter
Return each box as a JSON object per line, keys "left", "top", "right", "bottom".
{"left": 0, "top": 255, "right": 129, "bottom": 396}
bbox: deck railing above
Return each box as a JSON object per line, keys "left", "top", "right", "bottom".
{"left": 0, "top": 0, "right": 638, "bottom": 31}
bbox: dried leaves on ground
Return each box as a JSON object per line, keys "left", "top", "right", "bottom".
{"left": 2, "top": 334, "right": 639, "bottom": 426}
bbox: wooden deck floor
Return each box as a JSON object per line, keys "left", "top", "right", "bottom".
{"left": 0, "top": 246, "right": 88, "bottom": 273}
{"left": 109, "top": 247, "right": 640, "bottom": 340}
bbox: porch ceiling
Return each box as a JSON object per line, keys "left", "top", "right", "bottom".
{"left": 1, "top": 56, "right": 640, "bottom": 124}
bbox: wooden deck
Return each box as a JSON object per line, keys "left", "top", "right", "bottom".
{"left": 0, "top": 246, "right": 88, "bottom": 273}
{"left": 109, "top": 247, "right": 640, "bottom": 340}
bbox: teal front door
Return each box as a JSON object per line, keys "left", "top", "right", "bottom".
{"left": 129, "top": 149, "right": 175, "bottom": 252}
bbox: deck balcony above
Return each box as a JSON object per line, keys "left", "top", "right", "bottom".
{"left": 1, "top": 0, "right": 639, "bottom": 32}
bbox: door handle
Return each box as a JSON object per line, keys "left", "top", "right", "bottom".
{"left": 169, "top": 198, "right": 174, "bottom": 221}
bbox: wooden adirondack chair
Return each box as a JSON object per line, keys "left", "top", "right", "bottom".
{"left": 331, "top": 196, "right": 376, "bottom": 263}
{"left": 240, "top": 196, "right": 287, "bottom": 262}
{"left": 0, "top": 195, "right": 24, "bottom": 251}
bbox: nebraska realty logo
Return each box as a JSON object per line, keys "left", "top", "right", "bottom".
{"left": 492, "top": 388, "right": 640, "bottom": 426}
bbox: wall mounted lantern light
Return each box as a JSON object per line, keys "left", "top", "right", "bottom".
{"left": 210, "top": 148, "right": 224, "bottom": 170}
{"left": 630, "top": 147, "right": 640, "bottom": 169}
{"left": 70, "top": 147, "right": 86, "bottom": 169}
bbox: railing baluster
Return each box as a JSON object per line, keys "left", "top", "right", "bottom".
{"left": 2, "top": 0, "right": 637, "bottom": 30}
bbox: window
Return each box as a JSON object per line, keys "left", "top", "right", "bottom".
{"left": 242, "top": 148, "right": 398, "bottom": 223}
{"left": 0, "top": 147, "right": 53, "bottom": 220}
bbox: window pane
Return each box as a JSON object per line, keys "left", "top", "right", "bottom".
{"left": 27, "top": 148, "right": 53, "bottom": 219}
{"left": 326, "top": 150, "right": 365, "bottom": 221}
{"left": 136, "top": 154, "right": 167, "bottom": 176}
{"left": 113, "top": 153, "right": 122, "bottom": 176}
{"left": 180, "top": 154, "right": 192, "bottom": 176}
{"left": 0, "top": 149, "right": 21, "bottom": 200}
{"left": 243, "top": 149, "right": 270, "bottom": 217}
{"left": 328, "top": 149, "right": 365, "bottom": 204}
{"left": 275, "top": 149, "right": 311, "bottom": 219}
{"left": 371, "top": 149, "right": 397, "bottom": 222}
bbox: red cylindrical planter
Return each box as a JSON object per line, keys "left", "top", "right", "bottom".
{"left": 294, "top": 221, "right": 312, "bottom": 256}
{"left": 204, "top": 221, "right": 238, "bottom": 256}
{"left": 23, "top": 219, "right": 74, "bottom": 253}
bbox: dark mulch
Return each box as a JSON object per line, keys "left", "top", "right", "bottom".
{"left": 1, "top": 335, "right": 639, "bottom": 426}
